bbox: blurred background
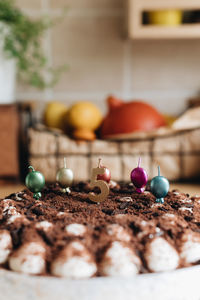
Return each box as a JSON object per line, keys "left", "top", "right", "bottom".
{"left": 15, "top": 0, "right": 200, "bottom": 115}
{"left": 1, "top": 0, "right": 200, "bottom": 190}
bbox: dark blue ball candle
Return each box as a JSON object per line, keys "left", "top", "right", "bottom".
{"left": 150, "top": 166, "right": 169, "bottom": 204}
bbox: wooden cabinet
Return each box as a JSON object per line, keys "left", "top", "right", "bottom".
{"left": 127, "top": 0, "right": 200, "bottom": 39}
{"left": 0, "top": 105, "right": 19, "bottom": 180}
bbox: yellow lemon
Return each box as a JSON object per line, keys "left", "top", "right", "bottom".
{"left": 44, "top": 101, "right": 68, "bottom": 130}
{"left": 163, "top": 114, "right": 177, "bottom": 127}
{"left": 66, "top": 101, "right": 102, "bottom": 131}
{"left": 149, "top": 10, "right": 182, "bottom": 26}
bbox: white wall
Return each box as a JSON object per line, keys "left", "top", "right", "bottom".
{"left": 16, "top": 0, "right": 200, "bottom": 116}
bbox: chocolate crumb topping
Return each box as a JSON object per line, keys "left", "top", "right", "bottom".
{"left": 0, "top": 182, "right": 200, "bottom": 278}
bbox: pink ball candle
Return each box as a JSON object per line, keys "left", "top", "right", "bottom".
{"left": 130, "top": 158, "right": 148, "bottom": 193}
{"left": 97, "top": 159, "right": 111, "bottom": 183}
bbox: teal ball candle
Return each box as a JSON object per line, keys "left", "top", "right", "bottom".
{"left": 25, "top": 166, "right": 45, "bottom": 199}
{"left": 150, "top": 166, "right": 169, "bottom": 204}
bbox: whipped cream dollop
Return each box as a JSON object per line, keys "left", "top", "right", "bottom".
{"left": 3, "top": 205, "right": 18, "bottom": 216}
{"left": 100, "top": 241, "right": 141, "bottom": 277}
{"left": 2, "top": 199, "right": 14, "bottom": 210}
{"left": 2, "top": 204, "right": 23, "bottom": 225}
{"left": 106, "top": 224, "right": 131, "bottom": 242}
{"left": 9, "top": 242, "right": 46, "bottom": 275}
{"left": 7, "top": 214, "right": 23, "bottom": 225}
{"left": 51, "top": 241, "right": 97, "bottom": 279}
{"left": 0, "top": 230, "right": 12, "bottom": 264}
{"left": 145, "top": 237, "right": 179, "bottom": 272}
{"left": 137, "top": 220, "right": 156, "bottom": 239}
{"left": 36, "top": 221, "right": 53, "bottom": 231}
{"left": 180, "top": 232, "right": 200, "bottom": 264}
{"left": 65, "top": 224, "right": 86, "bottom": 236}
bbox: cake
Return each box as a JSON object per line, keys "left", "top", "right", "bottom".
{"left": 0, "top": 181, "right": 200, "bottom": 279}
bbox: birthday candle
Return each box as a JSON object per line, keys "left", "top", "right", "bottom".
{"left": 89, "top": 158, "right": 110, "bottom": 203}
{"left": 130, "top": 157, "right": 148, "bottom": 193}
{"left": 150, "top": 166, "right": 169, "bottom": 204}
{"left": 25, "top": 166, "right": 45, "bottom": 200}
{"left": 56, "top": 158, "right": 74, "bottom": 193}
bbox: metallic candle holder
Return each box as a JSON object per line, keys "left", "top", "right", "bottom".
{"left": 150, "top": 166, "right": 169, "bottom": 204}
{"left": 25, "top": 166, "right": 45, "bottom": 200}
{"left": 130, "top": 157, "right": 148, "bottom": 193}
{"left": 56, "top": 158, "right": 74, "bottom": 193}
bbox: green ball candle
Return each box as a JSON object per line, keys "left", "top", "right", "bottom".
{"left": 25, "top": 166, "right": 45, "bottom": 200}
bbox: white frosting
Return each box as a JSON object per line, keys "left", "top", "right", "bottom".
{"left": 141, "top": 220, "right": 147, "bottom": 226}
{"left": 106, "top": 224, "right": 131, "bottom": 242}
{"left": 155, "top": 227, "right": 162, "bottom": 235}
{"left": 0, "top": 231, "right": 12, "bottom": 264}
{"left": 119, "top": 197, "right": 132, "bottom": 202}
{"left": 36, "top": 221, "right": 53, "bottom": 231}
{"left": 3, "top": 205, "right": 17, "bottom": 214}
{"left": 151, "top": 203, "right": 162, "bottom": 208}
{"left": 100, "top": 241, "right": 140, "bottom": 277}
{"left": 173, "top": 192, "right": 180, "bottom": 195}
{"left": 143, "top": 191, "right": 150, "bottom": 194}
{"left": 7, "top": 214, "right": 22, "bottom": 224}
{"left": 180, "top": 234, "right": 200, "bottom": 264}
{"left": 15, "top": 193, "right": 23, "bottom": 201}
{"left": 109, "top": 180, "right": 118, "bottom": 188}
{"left": 57, "top": 212, "right": 66, "bottom": 216}
{"left": 137, "top": 232, "right": 148, "bottom": 239}
{"left": 149, "top": 234, "right": 154, "bottom": 239}
{"left": 3, "top": 205, "right": 22, "bottom": 224}
{"left": 2, "top": 199, "right": 13, "bottom": 203}
{"left": 9, "top": 242, "right": 46, "bottom": 275}
{"left": 140, "top": 220, "right": 155, "bottom": 227}
{"left": 70, "top": 241, "right": 85, "bottom": 251}
{"left": 35, "top": 201, "right": 42, "bottom": 206}
{"left": 52, "top": 256, "right": 96, "bottom": 279}
{"left": 115, "top": 214, "right": 126, "bottom": 219}
{"left": 65, "top": 224, "right": 86, "bottom": 236}
{"left": 51, "top": 241, "right": 96, "bottom": 279}
{"left": 137, "top": 221, "right": 156, "bottom": 239}
{"left": 179, "top": 207, "right": 193, "bottom": 213}
{"left": 145, "top": 237, "right": 179, "bottom": 272}
{"left": 162, "top": 213, "right": 175, "bottom": 219}
{"left": 161, "top": 214, "right": 175, "bottom": 225}
{"left": 180, "top": 198, "right": 192, "bottom": 203}
{"left": 2, "top": 200, "right": 13, "bottom": 211}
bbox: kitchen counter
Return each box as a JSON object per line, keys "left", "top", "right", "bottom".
{"left": 0, "top": 184, "right": 25, "bottom": 198}
{"left": 0, "top": 183, "right": 199, "bottom": 198}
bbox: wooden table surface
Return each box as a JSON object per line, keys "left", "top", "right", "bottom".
{"left": 0, "top": 183, "right": 200, "bottom": 198}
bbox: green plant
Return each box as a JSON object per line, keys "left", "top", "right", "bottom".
{"left": 0, "top": 0, "right": 65, "bottom": 89}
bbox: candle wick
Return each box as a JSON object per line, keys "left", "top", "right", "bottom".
{"left": 64, "top": 157, "right": 67, "bottom": 169}
{"left": 158, "top": 166, "right": 160, "bottom": 176}
{"left": 28, "top": 166, "right": 35, "bottom": 172}
{"left": 98, "top": 158, "right": 102, "bottom": 168}
{"left": 138, "top": 157, "right": 141, "bottom": 168}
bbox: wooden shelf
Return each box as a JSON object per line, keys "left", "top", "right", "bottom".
{"left": 127, "top": 0, "right": 200, "bottom": 39}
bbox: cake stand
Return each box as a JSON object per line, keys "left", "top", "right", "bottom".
{"left": 1, "top": 265, "right": 200, "bottom": 300}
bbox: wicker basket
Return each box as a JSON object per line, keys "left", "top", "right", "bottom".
{"left": 27, "top": 126, "right": 200, "bottom": 182}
